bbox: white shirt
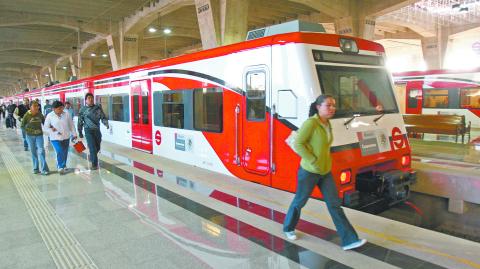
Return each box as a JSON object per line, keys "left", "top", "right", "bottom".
{"left": 44, "top": 111, "right": 77, "bottom": 141}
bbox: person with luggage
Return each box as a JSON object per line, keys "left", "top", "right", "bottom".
{"left": 21, "top": 101, "right": 49, "bottom": 175}
{"left": 77, "top": 93, "right": 109, "bottom": 170}
{"left": 14, "top": 97, "right": 31, "bottom": 151}
{"left": 44, "top": 101, "right": 77, "bottom": 175}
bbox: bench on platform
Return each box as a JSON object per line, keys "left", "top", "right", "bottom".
{"left": 403, "top": 114, "right": 471, "bottom": 144}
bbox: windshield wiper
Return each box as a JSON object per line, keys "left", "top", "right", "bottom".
{"left": 373, "top": 113, "right": 385, "bottom": 124}
{"left": 344, "top": 113, "right": 360, "bottom": 127}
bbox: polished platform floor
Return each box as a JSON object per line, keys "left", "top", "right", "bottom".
{"left": 1, "top": 126, "right": 480, "bottom": 269}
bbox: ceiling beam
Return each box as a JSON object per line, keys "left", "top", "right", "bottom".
{"left": 0, "top": 10, "right": 112, "bottom": 36}
{"left": 365, "top": 0, "right": 418, "bottom": 17}
{"left": 124, "top": 0, "right": 193, "bottom": 35}
{"left": 288, "top": 0, "right": 349, "bottom": 18}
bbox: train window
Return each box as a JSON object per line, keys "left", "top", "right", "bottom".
{"left": 460, "top": 88, "right": 480, "bottom": 109}
{"left": 193, "top": 87, "right": 223, "bottom": 132}
{"left": 316, "top": 65, "right": 398, "bottom": 117}
{"left": 162, "top": 91, "right": 185, "bottom": 129}
{"left": 142, "top": 94, "right": 149, "bottom": 124}
{"left": 111, "top": 94, "right": 129, "bottom": 122}
{"left": 423, "top": 89, "right": 449, "bottom": 108}
{"left": 66, "top": 97, "right": 83, "bottom": 116}
{"left": 408, "top": 89, "right": 421, "bottom": 108}
{"left": 246, "top": 71, "right": 266, "bottom": 121}
{"left": 96, "top": 95, "right": 110, "bottom": 119}
{"left": 133, "top": 94, "right": 140, "bottom": 123}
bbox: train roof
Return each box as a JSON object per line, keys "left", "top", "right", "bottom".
{"left": 23, "top": 31, "right": 385, "bottom": 97}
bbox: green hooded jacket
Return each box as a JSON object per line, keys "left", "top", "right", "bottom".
{"left": 294, "top": 114, "right": 333, "bottom": 175}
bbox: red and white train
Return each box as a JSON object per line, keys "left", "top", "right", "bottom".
{"left": 393, "top": 68, "right": 480, "bottom": 128}
{"left": 4, "top": 22, "right": 415, "bottom": 209}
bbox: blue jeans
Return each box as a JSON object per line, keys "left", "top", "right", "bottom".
{"left": 84, "top": 129, "right": 102, "bottom": 166}
{"left": 283, "top": 167, "right": 359, "bottom": 246}
{"left": 21, "top": 128, "right": 28, "bottom": 149}
{"left": 51, "top": 139, "right": 70, "bottom": 169}
{"left": 26, "top": 135, "right": 49, "bottom": 173}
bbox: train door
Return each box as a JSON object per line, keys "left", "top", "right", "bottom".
{"left": 130, "top": 79, "right": 153, "bottom": 153}
{"left": 405, "top": 81, "right": 423, "bottom": 114}
{"left": 242, "top": 67, "right": 271, "bottom": 177}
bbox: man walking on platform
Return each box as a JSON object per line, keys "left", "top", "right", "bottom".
{"left": 77, "top": 93, "right": 109, "bottom": 170}
{"left": 15, "top": 97, "right": 31, "bottom": 151}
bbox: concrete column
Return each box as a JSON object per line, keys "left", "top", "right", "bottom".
{"left": 195, "top": 0, "right": 220, "bottom": 49}
{"left": 421, "top": 26, "right": 450, "bottom": 70}
{"left": 220, "top": 0, "right": 249, "bottom": 45}
{"left": 107, "top": 35, "right": 120, "bottom": 71}
{"left": 335, "top": 15, "right": 376, "bottom": 40}
{"left": 34, "top": 73, "right": 41, "bottom": 88}
{"left": 69, "top": 56, "right": 77, "bottom": 78}
{"left": 79, "top": 58, "right": 93, "bottom": 79}
{"left": 48, "top": 66, "right": 54, "bottom": 82}
{"left": 121, "top": 34, "right": 140, "bottom": 68}
{"left": 448, "top": 199, "right": 465, "bottom": 214}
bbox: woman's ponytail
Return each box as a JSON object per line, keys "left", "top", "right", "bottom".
{"left": 308, "top": 102, "right": 317, "bottom": 117}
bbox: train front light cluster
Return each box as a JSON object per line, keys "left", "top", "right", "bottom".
{"left": 340, "top": 169, "right": 352, "bottom": 185}
{"left": 401, "top": 154, "right": 411, "bottom": 167}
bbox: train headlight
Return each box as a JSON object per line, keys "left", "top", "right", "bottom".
{"left": 339, "top": 38, "right": 359, "bottom": 54}
{"left": 340, "top": 169, "right": 352, "bottom": 185}
{"left": 401, "top": 154, "right": 411, "bottom": 167}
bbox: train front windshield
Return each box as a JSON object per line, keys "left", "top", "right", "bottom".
{"left": 316, "top": 65, "right": 399, "bottom": 118}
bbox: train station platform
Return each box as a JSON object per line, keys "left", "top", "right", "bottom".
{"left": 1, "top": 126, "right": 480, "bottom": 269}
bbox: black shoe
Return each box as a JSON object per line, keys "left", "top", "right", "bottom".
{"left": 24, "top": 148, "right": 28, "bottom": 151}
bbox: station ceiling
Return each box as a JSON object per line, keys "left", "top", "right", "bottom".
{"left": 0, "top": 0, "right": 479, "bottom": 95}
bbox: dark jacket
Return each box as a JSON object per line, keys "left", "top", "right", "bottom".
{"left": 7, "top": 104, "right": 17, "bottom": 114}
{"left": 16, "top": 104, "right": 30, "bottom": 119}
{"left": 77, "top": 104, "right": 109, "bottom": 136}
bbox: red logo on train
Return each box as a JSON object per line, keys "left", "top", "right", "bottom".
{"left": 391, "top": 127, "right": 404, "bottom": 149}
{"left": 155, "top": 130, "right": 162, "bottom": 145}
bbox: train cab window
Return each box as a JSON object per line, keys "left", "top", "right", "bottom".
{"left": 96, "top": 95, "right": 110, "bottom": 119}
{"left": 193, "top": 87, "right": 223, "bottom": 132}
{"left": 246, "top": 71, "right": 266, "bottom": 121}
{"left": 316, "top": 65, "right": 398, "bottom": 117}
{"left": 111, "top": 94, "right": 130, "bottom": 122}
{"left": 423, "top": 89, "right": 449, "bottom": 108}
{"left": 460, "top": 88, "right": 480, "bottom": 109}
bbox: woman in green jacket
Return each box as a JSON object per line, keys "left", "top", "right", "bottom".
{"left": 283, "top": 95, "right": 367, "bottom": 251}
{"left": 21, "top": 101, "right": 49, "bottom": 175}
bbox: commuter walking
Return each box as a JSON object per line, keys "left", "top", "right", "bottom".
{"left": 15, "top": 97, "right": 31, "bottom": 151}
{"left": 35, "top": 98, "right": 42, "bottom": 113}
{"left": 6, "top": 100, "right": 17, "bottom": 128}
{"left": 44, "top": 101, "right": 77, "bottom": 175}
{"left": 64, "top": 101, "right": 74, "bottom": 119}
{"left": 0, "top": 103, "right": 5, "bottom": 120}
{"left": 43, "top": 99, "right": 53, "bottom": 116}
{"left": 283, "top": 94, "right": 367, "bottom": 251}
{"left": 21, "top": 101, "right": 49, "bottom": 175}
{"left": 77, "top": 93, "right": 109, "bottom": 170}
